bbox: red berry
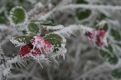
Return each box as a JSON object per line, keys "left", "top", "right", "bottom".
{"left": 31, "top": 48, "right": 41, "bottom": 56}
{"left": 44, "top": 40, "right": 52, "bottom": 48}
{"left": 95, "top": 30, "right": 106, "bottom": 46}
{"left": 19, "top": 44, "right": 33, "bottom": 57}
{"left": 98, "top": 30, "right": 105, "bottom": 38}
{"left": 85, "top": 31, "right": 93, "bottom": 39}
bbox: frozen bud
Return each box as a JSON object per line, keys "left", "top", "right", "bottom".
{"left": 85, "top": 29, "right": 108, "bottom": 47}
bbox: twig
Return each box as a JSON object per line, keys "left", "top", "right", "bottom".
{"left": 59, "top": 4, "right": 121, "bottom": 11}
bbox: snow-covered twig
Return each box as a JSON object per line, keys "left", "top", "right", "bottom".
{"left": 54, "top": 24, "right": 93, "bottom": 38}
{"left": 59, "top": 4, "right": 121, "bottom": 11}
{"left": 38, "top": 7, "right": 57, "bottom": 20}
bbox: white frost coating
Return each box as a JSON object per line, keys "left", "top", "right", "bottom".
{"left": 46, "top": 25, "right": 64, "bottom": 30}
{"left": 10, "top": 37, "right": 26, "bottom": 46}
{"left": 1, "top": 1, "right": 121, "bottom": 80}
{"left": 0, "top": 56, "right": 20, "bottom": 78}
{"left": 59, "top": 4, "right": 121, "bottom": 11}
{"left": 55, "top": 25, "right": 93, "bottom": 38}
{"left": 35, "top": 2, "right": 44, "bottom": 8}
{"left": 0, "top": 25, "right": 8, "bottom": 30}
{"left": 7, "top": 56, "right": 20, "bottom": 64}
{"left": 3, "top": 68, "right": 11, "bottom": 76}
{"left": 38, "top": 7, "right": 57, "bottom": 20}
{"left": 28, "top": 2, "right": 44, "bottom": 16}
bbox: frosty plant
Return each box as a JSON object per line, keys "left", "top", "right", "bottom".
{"left": 1, "top": 2, "right": 121, "bottom": 80}
{"left": 10, "top": 6, "right": 67, "bottom": 64}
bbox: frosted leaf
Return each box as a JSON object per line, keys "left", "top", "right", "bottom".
{"left": 9, "top": 6, "right": 27, "bottom": 26}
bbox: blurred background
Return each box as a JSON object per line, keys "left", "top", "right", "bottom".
{"left": 1, "top": 0, "right": 121, "bottom": 80}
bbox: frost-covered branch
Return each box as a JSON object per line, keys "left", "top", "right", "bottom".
{"left": 37, "top": 4, "right": 121, "bottom": 21}
{"left": 55, "top": 24, "right": 93, "bottom": 38}
{"left": 59, "top": 4, "right": 121, "bottom": 11}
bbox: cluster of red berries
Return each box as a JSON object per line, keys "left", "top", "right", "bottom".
{"left": 19, "top": 36, "right": 53, "bottom": 58}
